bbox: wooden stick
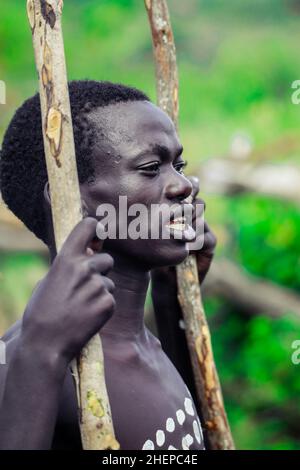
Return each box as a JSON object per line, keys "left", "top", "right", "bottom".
{"left": 26, "top": 0, "right": 119, "bottom": 450}
{"left": 145, "top": 0, "right": 235, "bottom": 450}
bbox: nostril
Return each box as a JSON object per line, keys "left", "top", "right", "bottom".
{"left": 165, "top": 174, "right": 193, "bottom": 201}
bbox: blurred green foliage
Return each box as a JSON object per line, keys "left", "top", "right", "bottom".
{"left": 0, "top": 0, "right": 300, "bottom": 450}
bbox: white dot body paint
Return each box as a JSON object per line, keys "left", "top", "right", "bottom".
{"left": 193, "top": 419, "right": 201, "bottom": 444}
{"left": 142, "top": 439, "right": 154, "bottom": 450}
{"left": 182, "top": 433, "right": 194, "bottom": 450}
{"left": 176, "top": 409, "right": 186, "bottom": 425}
{"left": 184, "top": 397, "right": 195, "bottom": 416}
{"left": 179, "top": 319, "right": 186, "bottom": 330}
{"left": 156, "top": 430, "right": 165, "bottom": 447}
{"left": 184, "top": 433, "right": 194, "bottom": 449}
{"left": 166, "top": 417, "right": 175, "bottom": 433}
{"left": 168, "top": 445, "right": 177, "bottom": 450}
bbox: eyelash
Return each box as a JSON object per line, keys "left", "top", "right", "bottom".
{"left": 139, "top": 161, "right": 187, "bottom": 176}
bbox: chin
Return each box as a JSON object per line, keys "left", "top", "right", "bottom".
{"left": 104, "top": 238, "right": 189, "bottom": 270}
{"left": 144, "top": 240, "right": 190, "bottom": 269}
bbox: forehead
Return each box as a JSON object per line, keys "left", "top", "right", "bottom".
{"left": 87, "top": 100, "right": 180, "bottom": 157}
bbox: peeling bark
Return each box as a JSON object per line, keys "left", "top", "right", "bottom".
{"left": 27, "top": 0, "right": 119, "bottom": 450}
{"left": 40, "top": 0, "right": 56, "bottom": 29}
{"left": 145, "top": 0, "right": 235, "bottom": 450}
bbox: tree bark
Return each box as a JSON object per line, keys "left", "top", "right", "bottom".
{"left": 26, "top": 0, "right": 119, "bottom": 450}
{"left": 145, "top": 0, "right": 235, "bottom": 450}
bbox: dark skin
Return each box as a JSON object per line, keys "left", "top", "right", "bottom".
{"left": 0, "top": 101, "right": 216, "bottom": 450}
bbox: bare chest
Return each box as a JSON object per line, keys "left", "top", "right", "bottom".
{"left": 53, "top": 343, "right": 204, "bottom": 451}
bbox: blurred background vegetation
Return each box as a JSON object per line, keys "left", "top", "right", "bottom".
{"left": 1, "top": 0, "right": 300, "bottom": 449}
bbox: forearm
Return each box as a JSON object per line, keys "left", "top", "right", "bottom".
{"left": 0, "top": 339, "right": 66, "bottom": 450}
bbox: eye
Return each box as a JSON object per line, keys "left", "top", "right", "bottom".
{"left": 174, "top": 161, "right": 187, "bottom": 174}
{"left": 138, "top": 161, "right": 161, "bottom": 175}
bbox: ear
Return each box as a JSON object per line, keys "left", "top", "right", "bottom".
{"left": 43, "top": 181, "right": 90, "bottom": 217}
{"left": 81, "top": 198, "right": 90, "bottom": 218}
{"left": 43, "top": 181, "right": 51, "bottom": 208}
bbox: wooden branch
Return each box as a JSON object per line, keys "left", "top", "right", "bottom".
{"left": 203, "top": 259, "right": 300, "bottom": 320}
{"left": 145, "top": 0, "right": 235, "bottom": 450}
{"left": 200, "top": 158, "right": 300, "bottom": 205}
{"left": 26, "top": 0, "right": 119, "bottom": 450}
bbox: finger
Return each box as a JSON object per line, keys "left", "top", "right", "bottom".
{"left": 185, "top": 176, "right": 200, "bottom": 203}
{"left": 192, "top": 198, "right": 205, "bottom": 221}
{"left": 88, "top": 253, "right": 114, "bottom": 275}
{"left": 87, "top": 274, "right": 115, "bottom": 295}
{"left": 61, "top": 217, "right": 103, "bottom": 256}
{"left": 102, "top": 276, "right": 115, "bottom": 293}
{"left": 202, "top": 229, "right": 217, "bottom": 252}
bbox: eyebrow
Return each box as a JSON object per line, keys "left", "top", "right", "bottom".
{"left": 134, "top": 143, "right": 184, "bottom": 161}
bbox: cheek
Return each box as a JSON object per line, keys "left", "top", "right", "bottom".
{"left": 120, "top": 173, "right": 164, "bottom": 205}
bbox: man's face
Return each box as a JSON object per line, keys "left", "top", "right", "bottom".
{"left": 80, "top": 100, "right": 193, "bottom": 269}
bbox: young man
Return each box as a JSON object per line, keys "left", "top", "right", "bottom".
{"left": 0, "top": 80, "right": 216, "bottom": 450}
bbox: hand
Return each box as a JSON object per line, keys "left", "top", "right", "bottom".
{"left": 20, "top": 217, "right": 115, "bottom": 369}
{"left": 188, "top": 176, "right": 217, "bottom": 283}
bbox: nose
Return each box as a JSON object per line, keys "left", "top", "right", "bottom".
{"left": 165, "top": 172, "right": 192, "bottom": 202}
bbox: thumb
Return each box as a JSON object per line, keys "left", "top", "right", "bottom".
{"left": 60, "top": 217, "right": 100, "bottom": 257}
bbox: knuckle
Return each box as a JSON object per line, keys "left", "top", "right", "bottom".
{"left": 77, "top": 259, "right": 90, "bottom": 277}
{"left": 82, "top": 216, "right": 97, "bottom": 232}
{"left": 102, "top": 293, "right": 116, "bottom": 312}
{"left": 99, "top": 274, "right": 105, "bottom": 287}
{"left": 93, "top": 274, "right": 104, "bottom": 291}
{"left": 102, "top": 253, "right": 114, "bottom": 269}
{"left": 55, "top": 254, "right": 75, "bottom": 275}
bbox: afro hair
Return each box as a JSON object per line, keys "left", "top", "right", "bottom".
{"left": 0, "top": 80, "right": 149, "bottom": 244}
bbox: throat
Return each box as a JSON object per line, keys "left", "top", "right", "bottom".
{"left": 100, "top": 255, "right": 150, "bottom": 341}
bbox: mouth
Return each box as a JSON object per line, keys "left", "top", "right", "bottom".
{"left": 165, "top": 213, "right": 195, "bottom": 242}
{"left": 165, "top": 216, "right": 187, "bottom": 231}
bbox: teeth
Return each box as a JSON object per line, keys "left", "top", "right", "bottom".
{"left": 166, "top": 217, "right": 187, "bottom": 231}
{"left": 166, "top": 217, "right": 186, "bottom": 231}
{"left": 169, "top": 223, "right": 185, "bottom": 231}
{"left": 171, "top": 216, "right": 186, "bottom": 224}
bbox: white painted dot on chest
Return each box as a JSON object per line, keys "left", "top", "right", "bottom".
{"left": 184, "top": 397, "right": 195, "bottom": 416}
{"left": 193, "top": 419, "right": 202, "bottom": 444}
{"left": 142, "top": 439, "right": 154, "bottom": 450}
{"left": 176, "top": 409, "right": 186, "bottom": 425}
{"left": 182, "top": 433, "right": 194, "bottom": 450}
{"left": 156, "top": 429, "right": 165, "bottom": 447}
{"left": 166, "top": 417, "right": 175, "bottom": 433}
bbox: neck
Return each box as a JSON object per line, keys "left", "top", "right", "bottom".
{"left": 102, "top": 252, "right": 150, "bottom": 341}
{"left": 49, "top": 245, "right": 150, "bottom": 342}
